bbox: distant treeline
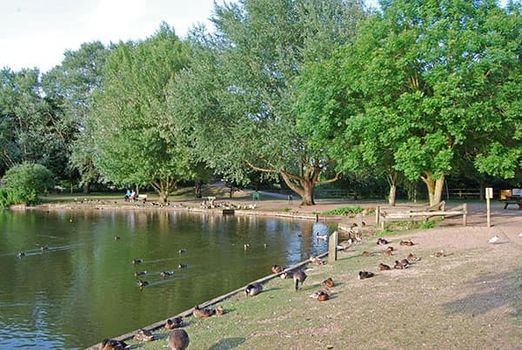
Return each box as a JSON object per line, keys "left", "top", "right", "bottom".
{"left": 1, "top": 0, "right": 520, "bottom": 205}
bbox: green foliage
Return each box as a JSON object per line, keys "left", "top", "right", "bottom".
{"left": 0, "top": 163, "right": 54, "bottom": 206}
{"left": 322, "top": 206, "right": 363, "bottom": 215}
{"left": 169, "top": 0, "right": 366, "bottom": 204}
{"left": 297, "top": 0, "right": 522, "bottom": 197}
{"left": 419, "top": 220, "right": 436, "bottom": 230}
{"left": 89, "top": 24, "right": 193, "bottom": 201}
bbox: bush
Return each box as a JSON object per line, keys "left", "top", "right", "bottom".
{"left": 0, "top": 163, "right": 54, "bottom": 207}
{"left": 322, "top": 206, "right": 364, "bottom": 216}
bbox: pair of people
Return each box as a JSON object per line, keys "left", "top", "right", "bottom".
{"left": 124, "top": 189, "right": 137, "bottom": 201}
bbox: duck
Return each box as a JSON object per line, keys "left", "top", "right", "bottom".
{"left": 309, "top": 256, "right": 325, "bottom": 266}
{"left": 358, "top": 271, "right": 375, "bottom": 280}
{"left": 193, "top": 305, "right": 214, "bottom": 318}
{"left": 100, "top": 338, "right": 128, "bottom": 350}
{"left": 488, "top": 235, "right": 500, "bottom": 244}
{"left": 271, "top": 265, "right": 285, "bottom": 274}
{"left": 17, "top": 251, "right": 25, "bottom": 258}
{"left": 400, "top": 239, "right": 415, "bottom": 246}
{"left": 245, "top": 283, "right": 263, "bottom": 296}
{"left": 134, "top": 271, "right": 147, "bottom": 277}
{"left": 137, "top": 280, "right": 149, "bottom": 288}
{"left": 378, "top": 263, "right": 391, "bottom": 271}
{"left": 216, "top": 305, "right": 226, "bottom": 316}
{"left": 293, "top": 270, "right": 307, "bottom": 291}
{"left": 132, "top": 259, "right": 143, "bottom": 265}
{"left": 168, "top": 329, "right": 190, "bottom": 350}
{"left": 133, "top": 328, "right": 154, "bottom": 342}
{"left": 361, "top": 251, "right": 372, "bottom": 257}
{"left": 165, "top": 317, "right": 183, "bottom": 330}
{"left": 338, "top": 240, "right": 353, "bottom": 251}
{"left": 382, "top": 246, "right": 394, "bottom": 256}
{"left": 160, "top": 271, "right": 174, "bottom": 279}
{"left": 316, "top": 234, "right": 328, "bottom": 241}
{"left": 322, "top": 278, "right": 335, "bottom": 289}
{"left": 432, "top": 250, "right": 447, "bottom": 257}
{"left": 310, "top": 290, "right": 330, "bottom": 301}
{"left": 377, "top": 238, "right": 389, "bottom": 245}
{"left": 407, "top": 253, "right": 420, "bottom": 262}
{"left": 394, "top": 260, "right": 408, "bottom": 269}
{"left": 178, "top": 264, "right": 187, "bottom": 269}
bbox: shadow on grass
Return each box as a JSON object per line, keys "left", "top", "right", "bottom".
{"left": 443, "top": 268, "right": 522, "bottom": 317}
{"left": 208, "top": 337, "right": 246, "bottom": 350}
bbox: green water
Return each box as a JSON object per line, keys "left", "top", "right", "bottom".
{"left": 0, "top": 210, "right": 330, "bottom": 349}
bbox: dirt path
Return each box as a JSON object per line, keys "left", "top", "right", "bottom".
{"left": 118, "top": 212, "right": 521, "bottom": 350}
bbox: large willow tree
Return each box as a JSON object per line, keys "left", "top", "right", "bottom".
{"left": 169, "top": 0, "right": 366, "bottom": 205}
{"left": 298, "top": 0, "right": 521, "bottom": 206}
{"left": 90, "top": 24, "right": 193, "bottom": 202}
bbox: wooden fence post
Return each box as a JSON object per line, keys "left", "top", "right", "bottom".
{"left": 375, "top": 206, "right": 380, "bottom": 226}
{"left": 463, "top": 203, "right": 467, "bottom": 226}
{"left": 328, "top": 231, "right": 338, "bottom": 264}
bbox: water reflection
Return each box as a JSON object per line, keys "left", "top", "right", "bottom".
{"left": 0, "top": 210, "right": 332, "bottom": 349}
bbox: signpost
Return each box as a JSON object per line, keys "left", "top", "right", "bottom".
{"left": 485, "top": 187, "right": 493, "bottom": 227}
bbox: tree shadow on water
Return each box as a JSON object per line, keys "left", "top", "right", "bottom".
{"left": 208, "top": 337, "right": 246, "bottom": 350}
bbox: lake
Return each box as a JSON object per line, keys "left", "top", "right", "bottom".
{"left": 0, "top": 209, "right": 331, "bottom": 349}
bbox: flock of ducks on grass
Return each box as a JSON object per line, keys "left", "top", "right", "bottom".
{"left": 99, "top": 229, "right": 462, "bottom": 350}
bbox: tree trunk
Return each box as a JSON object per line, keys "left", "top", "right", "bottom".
{"left": 422, "top": 172, "right": 445, "bottom": 206}
{"left": 386, "top": 171, "right": 398, "bottom": 206}
{"left": 302, "top": 179, "right": 315, "bottom": 206}
{"left": 82, "top": 182, "right": 90, "bottom": 194}
{"left": 153, "top": 178, "right": 176, "bottom": 204}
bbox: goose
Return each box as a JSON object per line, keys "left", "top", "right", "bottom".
{"left": 132, "top": 259, "right": 143, "bottom": 265}
{"left": 165, "top": 317, "right": 183, "bottom": 330}
{"left": 17, "top": 251, "right": 25, "bottom": 258}
{"left": 136, "top": 280, "right": 149, "bottom": 288}
{"left": 377, "top": 238, "right": 389, "bottom": 245}
{"left": 160, "top": 271, "right": 175, "bottom": 279}
{"left": 168, "top": 329, "right": 190, "bottom": 350}
{"left": 134, "top": 271, "right": 147, "bottom": 277}
{"left": 40, "top": 245, "right": 48, "bottom": 251}
{"left": 114, "top": 236, "right": 121, "bottom": 240}
{"left": 292, "top": 270, "right": 307, "bottom": 291}
{"left": 178, "top": 249, "right": 186, "bottom": 254}
{"left": 178, "top": 264, "right": 187, "bottom": 269}
{"left": 245, "top": 283, "right": 263, "bottom": 296}
{"left": 133, "top": 328, "right": 154, "bottom": 342}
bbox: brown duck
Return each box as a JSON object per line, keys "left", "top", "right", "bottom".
{"left": 358, "top": 271, "right": 375, "bottom": 279}
{"left": 133, "top": 328, "right": 154, "bottom": 342}
{"left": 168, "top": 329, "right": 190, "bottom": 350}
{"left": 216, "top": 305, "right": 226, "bottom": 316}
{"left": 100, "top": 339, "right": 128, "bottom": 350}
{"left": 394, "top": 260, "right": 408, "bottom": 269}
{"left": 322, "top": 278, "right": 335, "bottom": 289}
{"left": 271, "top": 265, "right": 285, "bottom": 274}
{"left": 165, "top": 317, "right": 183, "bottom": 330}
{"left": 193, "top": 305, "right": 215, "bottom": 318}
{"left": 400, "top": 239, "right": 415, "bottom": 246}
{"left": 378, "top": 263, "right": 391, "bottom": 271}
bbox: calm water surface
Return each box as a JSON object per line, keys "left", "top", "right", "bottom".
{"left": 0, "top": 210, "right": 331, "bottom": 349}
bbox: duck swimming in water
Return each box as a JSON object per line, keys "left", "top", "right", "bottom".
{"left": 165, "top": 317, "right": 183, "bottom": 330}
{"left": 137, "top": 280, "right": 149, "bottom": 288}
{"left": 133, "top": 328, "right": 154, "bottom": 342}
{"left": 178, "top": 264, "right": 187, "bottom": 269}
{"left": 245, "top": 283, "right": 263, "bottom": 296}
{"left": 168, "top": 329, "right": 190, "bottom": 350}
{"left": 40, "top": 245, "right": 48, "bottom": 251}
{"left": 160, "top": 271, "right": 174, "bottom": 279}
{"left": 17, "top": 251, "right": 25, "bottom": 258}
{"left": 134, "top": 271, "right": 147, "bottom": 277}
{"left": 132, "top": 259, "right": 143, "bottom": 265}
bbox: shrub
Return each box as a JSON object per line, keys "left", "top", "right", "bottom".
{"left": 322, "top": 206, "right": 364, "bottom": 216}
{"left": 0, "top": 163, "right": 54, "bottom": 207}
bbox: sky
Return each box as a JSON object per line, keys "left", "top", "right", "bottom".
{"left": 0, "top": 0, "right": 381, "bottom": 73}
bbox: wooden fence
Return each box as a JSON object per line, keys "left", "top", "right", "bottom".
{"left": 375, "top": 201, "right": 468, "bottom": 230}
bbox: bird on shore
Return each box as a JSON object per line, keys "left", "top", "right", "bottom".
{"left": 432, "top": 250, "right": 447, "bottom": 257}
{"left": 245, "top": 283, "right": 263, "bottom": 296}
{"left": 310, "top": 290, "right": 330, "bottom": 301}
{"left": 292, "top": 270, "right": 307, "bottom": 291}
{"left": 134, "top": 271, "right": 147, "bottom": 277}
{"left": 488, "top": 235, "right": 500, "bottom": 244}
{"left": 216, "top": 305, "right": 226, "bottom": 316}
{"left": 310, "top": 256, "right": 325, "bottom": 266}
{"left": 407, "top": 253, "right": 420, "bottom": 262}
{"left": 100, "top": 338, "right": 128, "bottom": 350}
{"left": 358, "top": 271, "right": 375, "bottom": 280}
{"left": 160, "top": 271, "right": 174, "bottom": 279}
{"left": 383, "top": 246, "right": 394, "bottom": 256}
{"left": 400, "top": 239, "right": 415, "bottom": 246}
{"left": 165, "top": 317, "right": 183, "bottom": 330}
{"left": 133, "top": 329, "right": 154, "bottom": 342}
{"left": 322, "top": 278, "right": 335, "bottom": 289}
{"left": 168, "top": 329, "right": 190, "bottom": 350}
{"left": 338, "top": 240, "right": 353, "bottom": 251}
{"left": 271, "top": 265, "right": 285, "bottom": 274}
{"left": 378, "top": 263, "right": 391, "bottom": 271}
{"left": 193, "top": 305, "right": 215, "bottom": 318}
{"left": 377, "top": 238, "right": 389, "bottom": 245}
{"left": 394, "top": 260, "right": 408, "bottom": 269}
{"left": 132, "top": 259, "right": 143, "bottom": 265}
{"left": 17, "top": 251, "right": 25, "bottom": 258}
{"left": 137, "top": 280, "right": 149, "bottom": 288}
